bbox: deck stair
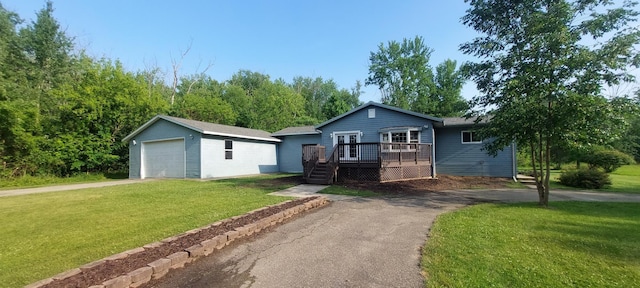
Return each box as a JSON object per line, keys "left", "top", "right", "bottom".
{"left": 306, "top": 162, "right": 332, "bottom": 185}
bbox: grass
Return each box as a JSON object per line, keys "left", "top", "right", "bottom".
{"left": 0, "top": 174, "right": 295, "bottom": 287}
{"left": 519, "top": 164, "right": 640, "bottom": 194}
{"left": 0, "top": 172, "right": 128, "bottom": 190}
{"left": 422, "top": 202, "right": 640, "bottom": 288}
{"left": 320, "top": 185, "right": 380, "bottom": 197}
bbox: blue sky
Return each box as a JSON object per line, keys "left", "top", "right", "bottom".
{"left": 4, "top": 0, "right": 484, "bottom": 102}
{"left": 6, "top": 1, "right": 636, "bottom": 103}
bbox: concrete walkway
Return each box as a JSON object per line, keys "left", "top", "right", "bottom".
{"left": 0, "top": 179, "right": 148, "bottom": 197}
{"left": 268, "top": 184, "right": 353, "bottom": 201}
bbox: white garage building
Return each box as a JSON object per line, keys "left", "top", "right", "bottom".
{"left": 123, "top": 115, "right": 280, "bottom": 179}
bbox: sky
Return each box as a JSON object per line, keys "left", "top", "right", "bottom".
{"left": 3, "top": 1, "right": 638, "bottom": 103}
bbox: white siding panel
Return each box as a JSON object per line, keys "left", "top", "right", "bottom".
{"left": 142, "top": 139, "right": 185, "bottom": 178}
{"left": 200, "top": 138, "right": 278, "bottom": 178}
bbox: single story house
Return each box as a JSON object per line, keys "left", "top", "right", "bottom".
{"left": 123, "top": 102, "right": 516, "bottom": 182}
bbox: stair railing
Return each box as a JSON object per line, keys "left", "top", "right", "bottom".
{"left": 324, "top": 144, "right": 341, "bottom": 184}
{"left": 302, "top": 144, "right": 322, "bottom": 179}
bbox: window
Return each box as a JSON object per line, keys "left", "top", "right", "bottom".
{"left": 225, "top": 140, "right": 233, "bottom": 159}
{"left": 391, "top": 132, "right": 407, "bottom": 143}
{"left": 380, "top": 129, "right": 420, "bottom": 151}
{"left": 462, "top": 131, "right": 482, "bottom": 144}
{"left": 410, "top": 131, "right": 419, "bottom": 143}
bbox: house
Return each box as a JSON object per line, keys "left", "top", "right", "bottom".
{"left": 122, "top": 115, "right": 280, "bottom": 179}
{"left": 124, "top": 102, "right": 516, "bottom": 182}
{"left": 272, "top": 102, "right": 517, "bottom": 183}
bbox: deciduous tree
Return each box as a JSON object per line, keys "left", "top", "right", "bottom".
{"left": 461, "top": 0, "right": 640, "bottom": 206}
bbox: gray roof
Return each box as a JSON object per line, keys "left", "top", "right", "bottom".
{"left": 315, "top": 101, "right": 443, "bottom": 129}
{"left": 122, "top": 115, "right": 281, "bottom": 143}
{"left": 437, "top": 116, "right": 489, "bottom": 127}
{"left": 271, "top": 126, "right": 321, "bottom": 137}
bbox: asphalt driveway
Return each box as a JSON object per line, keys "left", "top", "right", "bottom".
{"left": 145, "top": 194, "right": 474, "bottom": 288}
{"left": 144, "top": 188, "right": 640, "bottom": 288}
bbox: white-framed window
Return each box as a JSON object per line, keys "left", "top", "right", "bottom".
{"left": 380, "top": 128, "right": 420, "bottom": 151}
{"left": 225, "top": 140, "right": 233, "bottom": 159}
{"left": 461, "top": 131, "right": 482, "bottom": 144}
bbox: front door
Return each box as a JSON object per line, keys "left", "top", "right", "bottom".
{"left": 334, "top": 132, "right": 360, "bottom": 161}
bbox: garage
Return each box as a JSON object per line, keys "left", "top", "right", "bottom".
{"left": 141, "top": 138, "right": 185, "bottom": 179}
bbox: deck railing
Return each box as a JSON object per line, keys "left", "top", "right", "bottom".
{"left": 302, "top": 143, "right": 432, "bottom": 182}
{"left": 335, "top": 142, "right": 432, "bottom": 165}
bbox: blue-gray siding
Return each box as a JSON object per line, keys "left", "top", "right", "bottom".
{"left": 128, "top": 119, "right": 201, "bottom": 178}
{"left": 435, "top": 127, "right": 515, "bottom": 178}
{"left": 276, "top": 134, "right": 322, "bottom": 173}
{"left": 318, "top": 106, "right": 435, "bottom": 156}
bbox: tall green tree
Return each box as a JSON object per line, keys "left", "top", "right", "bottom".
{"left": 366, "top": 36, "right": 435, "bottom": 110}
{"left": 461, "top": 0, "right": 640, "bottom": 206}
{"left": 431, "top": 59, "right": 468, "bottom": 117}
{"left": 173, "top": 76, "right": 237, "bottom": 125}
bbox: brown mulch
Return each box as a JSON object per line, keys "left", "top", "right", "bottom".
{"left": 43, "top": 196, "right": 316, "bottom": 288}
{"left": 337, "top": 175, "right": 514, "bottom": 196}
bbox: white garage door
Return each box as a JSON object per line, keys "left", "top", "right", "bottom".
{"left": 142, "top": 139, "right": 185, "bottom": 179}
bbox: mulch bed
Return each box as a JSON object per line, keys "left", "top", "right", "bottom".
{"left": 337, "top": 175, "right": 514, "bottom": 195}
{"left": 43, "top": 197, "right": 317, "bottom": 288}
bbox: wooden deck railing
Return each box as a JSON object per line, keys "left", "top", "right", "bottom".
{"left": 302, "top": 143, "right": 433, "bottom": 183}
{"left": 335, "top": 142, "right": 432, "bottom": 165}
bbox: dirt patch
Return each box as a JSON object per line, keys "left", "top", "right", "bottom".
{"left": 337, "top": 175, "right": 514, "bottom": 196}
{"left": 42, "top": 197, "right": 317, "bottom": 288}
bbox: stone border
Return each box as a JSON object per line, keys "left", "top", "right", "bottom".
{"left": 26, "top": 196, "right": 330, "bottom": 288}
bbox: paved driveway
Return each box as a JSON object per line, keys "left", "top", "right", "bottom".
{"left": 146, "top": 194, "right": 474, "bottom": 288}
{"left": 144, "top": 189, "right": 640, "bottom": 288}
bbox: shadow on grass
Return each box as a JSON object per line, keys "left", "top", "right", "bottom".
{"left": 526, "top": 202, "right": 640, "bottom": 265}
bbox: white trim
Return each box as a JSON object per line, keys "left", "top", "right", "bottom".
{"left": 461, "top": 130, "right": 482, "bottom": 144}
{"left": 332, "top": 131, "right": 361, "bottom": 161}
{"left": 123, "top": 115, "right": 281, "bottom": 143}
{"left": 432, "top": 128, "right": 436, "bottom": 177}
{"left": 202, "top": 130, "right": 281, "bottom": 143}
{"left": 379, "top": 128, "right": 421, "bottom": 152}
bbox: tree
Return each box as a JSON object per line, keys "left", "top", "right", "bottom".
{"left": 461, "top": 0, "right": 640, "bottom": 206}
{"left": 173, "top": 76, "right": 237, "bottom": 125}
{"left": 366, "top": 36, "right": 435, "bottom": 110}
{"left": 431, "top": 59, "right": 468, "bottom": 117}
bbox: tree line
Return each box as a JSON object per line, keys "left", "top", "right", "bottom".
{"left": 0, "top": 2, "right": 365, "bottom": 178}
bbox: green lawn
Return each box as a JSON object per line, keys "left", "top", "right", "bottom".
{"left": 422, "top": 202, "right": 640, "bottom": 287}
{"left": 0, "top": 172, "right": 127, "bottom": 190}
{"left": 0, "top": 175, "right": 295, "bottom": 287}
{"left": 520, "top": 164, "right": 640, "bottom": 194}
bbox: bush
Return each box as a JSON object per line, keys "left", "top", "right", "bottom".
{"left": 584, "top": 150, "right": 635, "bottom": 173}
{"left": 559, "top": 168, "right": 611, "bottom": 189}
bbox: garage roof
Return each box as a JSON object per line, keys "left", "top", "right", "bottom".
{"left": 123, "top": 115, "right": 281, "bottom": 143}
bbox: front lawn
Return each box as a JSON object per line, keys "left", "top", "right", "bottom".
{"left": 520, "top": 164, "right": 640, "bottom": 194}
{"left": 422, "top": 202, "right": 640, "bottom": 287}
{"left": 0, "top": 172, "right": 127, "bottom": 190}
{"left": 0, "top": 175, "right": 296, "bottom": 287}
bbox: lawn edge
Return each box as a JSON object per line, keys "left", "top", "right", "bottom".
{"left": 26, "top": 196, "right": 330, "bottom": 288}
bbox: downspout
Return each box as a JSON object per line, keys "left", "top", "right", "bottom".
{"left": 431, "top": 127, "right": 437, "bottom": 178}
{"left": 512, "top": 141, "right": 517, "bottom": 182}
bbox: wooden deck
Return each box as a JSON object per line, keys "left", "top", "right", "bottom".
{"left": 302, "top": 143, "right": 433, "bottom": 184}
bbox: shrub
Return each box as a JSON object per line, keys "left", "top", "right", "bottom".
{"left": 584, "top": 150, "right": 635, "bottom": 173}
{"left": 559, "top": 168, "right": 611, "bottom": 189}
